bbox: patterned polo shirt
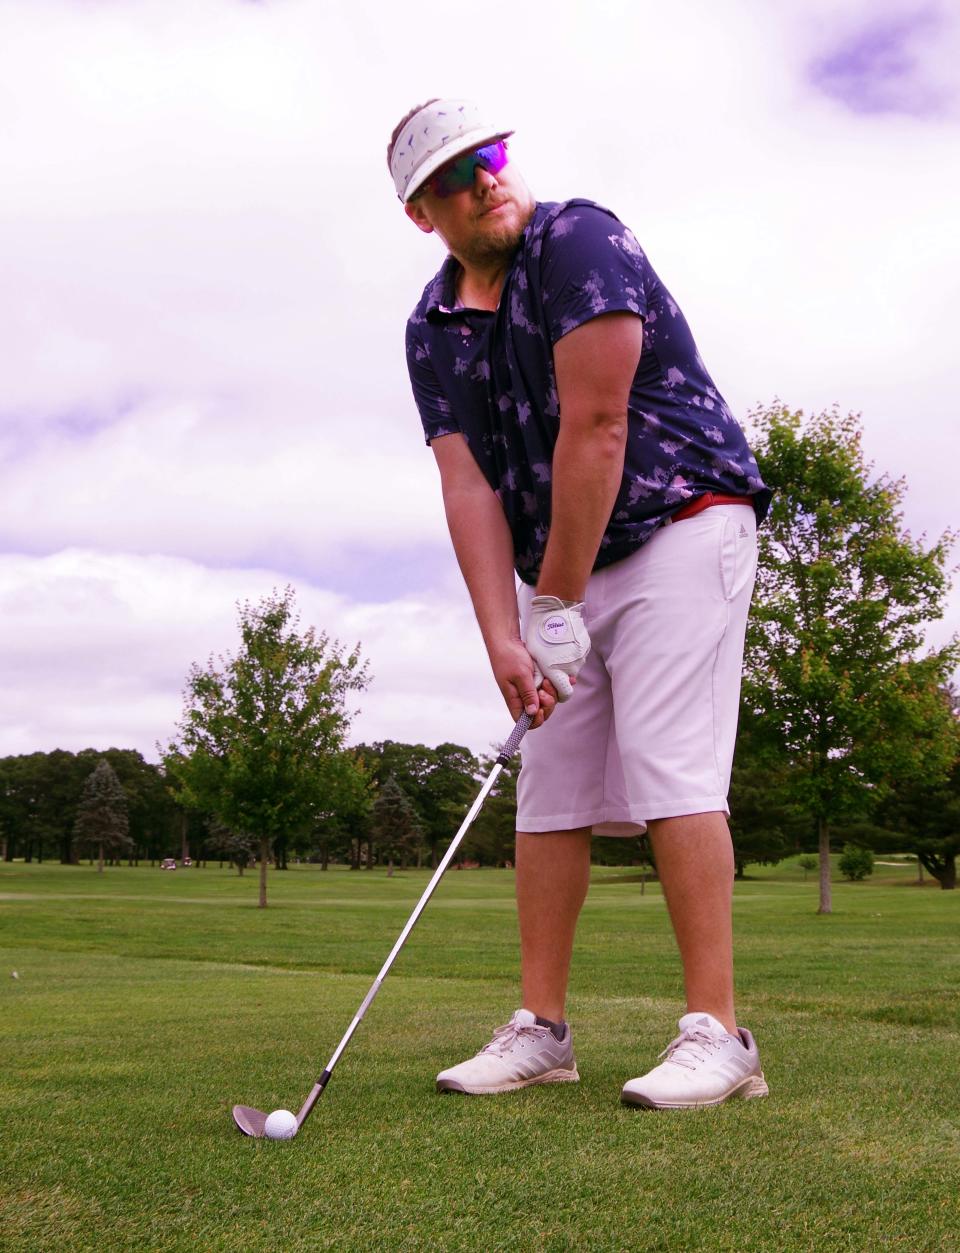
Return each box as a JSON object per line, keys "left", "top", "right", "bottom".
{"left": 405, "top": 198, "right": 770, "bottom": 585}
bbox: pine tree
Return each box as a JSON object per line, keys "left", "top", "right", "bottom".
{"left": 371, "top": 775, "right": 423, "bottom": 873}
{"left": 73, "top": 759, "right": 131, "bottom": 873}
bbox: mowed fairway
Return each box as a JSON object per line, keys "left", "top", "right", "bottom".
{"left": 2, "top": 859, "right": 958, "bottom": 1252}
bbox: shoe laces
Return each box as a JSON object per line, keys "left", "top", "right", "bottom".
{"left": 659, "top": 1025, "right": 727, "bottom": 1071}
{"left": 480, "top": 1018, "right": 547, "bottom": 1058}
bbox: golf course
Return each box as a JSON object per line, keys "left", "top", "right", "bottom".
{"left": 2, "top": 856, "right": 957, "bottom": 1251}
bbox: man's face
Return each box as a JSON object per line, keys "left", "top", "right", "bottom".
{"left": 404, "top": 146, "right": 536, "bottom": 268}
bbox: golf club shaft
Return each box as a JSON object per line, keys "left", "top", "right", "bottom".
{"left": 295, "top": 712, "right": 532, "bottom": 1125}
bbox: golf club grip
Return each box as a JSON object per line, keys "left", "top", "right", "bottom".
{"left": 497, "top": 711, "right": 533, "bottom": 764}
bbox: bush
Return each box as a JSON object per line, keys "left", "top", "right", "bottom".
{"left": 839, "top": 843, "right": 875, "bottom": 882}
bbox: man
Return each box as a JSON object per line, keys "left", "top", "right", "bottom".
{"left": 389, "top": 98, "right": 771, "bottom": 1109}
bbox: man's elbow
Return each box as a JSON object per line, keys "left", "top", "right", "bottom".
{"left": 561, "top": 406, "right": 629, "bottom": 452}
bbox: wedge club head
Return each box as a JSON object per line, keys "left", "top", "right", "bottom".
{"left": 232, "top": 1104, "right": 269, "bottom": 1137}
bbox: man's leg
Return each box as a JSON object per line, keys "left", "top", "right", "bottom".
{"left": 515, "top": 828, "right": 593, "bottom": 1022}
{"left": 620, "top": 810, "right": 767, "bottom": 1108}
{"left": 646, "top": 811, "right": 736, "bottom": 1033}
{"left": 434, "top": 828, "right": 588, "bottom": 1094}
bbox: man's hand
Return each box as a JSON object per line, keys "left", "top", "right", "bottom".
{"left": 488, "top": 638, "right": 559, "bottom": 729}
{"left": 524, "top": 596, "right": 591, "bottom": 702}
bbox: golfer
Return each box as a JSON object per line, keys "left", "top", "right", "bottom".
{"left": 390, "top": 99, "right": 771, "bottom": 1109}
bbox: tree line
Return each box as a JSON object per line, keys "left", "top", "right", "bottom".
{"left": 1, "top": 404, "right": 957, "bottom": 908}
{"left": 0, "top": 736, "right": 521, "bottom": 879}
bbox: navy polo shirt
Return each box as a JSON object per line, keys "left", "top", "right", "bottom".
{"left": 406, "top": 198, "right": 770, "bottom": 585}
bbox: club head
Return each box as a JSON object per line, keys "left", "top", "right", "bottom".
{"left": 232, "top": 1104, "right": 269, "bottom": 1137}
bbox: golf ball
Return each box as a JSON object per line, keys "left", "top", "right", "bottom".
{"left": 264, "top": 1109, "right": 298, "bottom": 1140}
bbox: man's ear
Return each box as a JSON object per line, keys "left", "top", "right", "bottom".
{"left": 405, "top": 200, "right": 435, "bottom": 235}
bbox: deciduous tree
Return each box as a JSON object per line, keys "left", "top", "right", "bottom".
{"left": 744, "top": 404, "right": 957, "bottom": 914}
{"left": 163, "top": 587, "right": 369, "bottom": 907}
{"left": 728, "top": 706, "right": 806, "bottom": 878}
{"left": 879, "top": 748, "right": 960, "bottom": 890}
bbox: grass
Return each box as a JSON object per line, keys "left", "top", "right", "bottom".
{"left": 1, "top": 857, "right": 958, "bottom": 1251}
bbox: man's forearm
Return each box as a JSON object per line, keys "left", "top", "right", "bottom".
{"left": 442, "top": 481, "right": 521, "bottom": 653}
{"left": 536, "top": 410, "right": 627, "bottom": 601}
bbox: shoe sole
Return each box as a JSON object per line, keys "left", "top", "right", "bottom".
{"left": 437, "top": 1066, "right": 580, "bottom": 1095}
{"left": 620, "top": 1071, "right": 769, "bottom": 1110}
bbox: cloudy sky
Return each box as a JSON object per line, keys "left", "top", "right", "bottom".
{"left": 1, "top": 0, "right": 957, "bottom": 761}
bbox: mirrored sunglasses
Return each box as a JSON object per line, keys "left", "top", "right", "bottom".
{"left": 420, "top": 141, "right": 509, "bottom": 199}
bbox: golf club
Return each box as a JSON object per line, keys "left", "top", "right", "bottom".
{"left": 232, "top": 710, "right": 533, "bottom": 1138}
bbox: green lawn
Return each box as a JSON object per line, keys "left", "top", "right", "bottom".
{"left": 1, "top": 858, "right": 957, "bottom": 1251}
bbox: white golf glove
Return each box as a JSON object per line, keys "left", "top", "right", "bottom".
{"left": 525, "top": 595, "right": 591, "bottom": 703}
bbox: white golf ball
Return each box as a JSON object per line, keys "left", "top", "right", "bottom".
{"left": 264, "top": 1109, "right": 298, "bottom": 1140}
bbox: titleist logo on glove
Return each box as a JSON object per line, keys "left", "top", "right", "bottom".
{"left": 525, "top": 595, "right": 591, "bottom": 703}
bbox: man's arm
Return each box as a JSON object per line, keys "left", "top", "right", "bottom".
{"left": 431, "top": 433, "right": 556, "bottom": 726}
{"left": 536, "top": 312, "right": 643, "bottom": 600}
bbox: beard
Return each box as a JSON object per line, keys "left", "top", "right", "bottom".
{"left": 458, "top": 197, "right": 536, "bottom": 267}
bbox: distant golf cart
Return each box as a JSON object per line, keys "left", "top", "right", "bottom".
{"left": 160, "top": 858, "right": 177, "bottom": 871}
{"left": 182, "top": 857, "right": 193, "bottom": 867}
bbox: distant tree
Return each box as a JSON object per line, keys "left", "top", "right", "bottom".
{"left": 308, "top": 750, "right": 372, "bottom": 869}
{"left": 0, "top": 749, "right": 182, "bottom": 866}
{"left": 839, "top": 843, "right": 875, "bottom": 882}
{"left": 879, "top": 750, "right": 960, "bottom": 890}
{"left": 468, "top": 751, "right": 519, "bottom": 867}
{"left": 745, "top": 403, "right": 957, "bottom": 914}
{"left": 354, "top": 741, "right": 479, "bottom": 867}
{"left": 0, "top": 750, "right": 90, "bottom": 863}
{"left": 206, "top": 818, "right": 257, "bottom": 876}
{"left": 82, "top": 749, "right": 180, "bottom": 864}
{"left": 163, "top": 587, "right": 369, "bottom": 907}
{"left": 798, "top": 854, "right": 818, "bottom": 881}
{"left": 72, "top": 759, "right": 132, "bottom": 873}
{"left": 728, "top": 706, "right": 807, "bottom": 878}
{"left": 422, "top": 743, "right": 481, "bottom": 864}
{"left": 371, "top": 775, "right": 423, "bottom": 873}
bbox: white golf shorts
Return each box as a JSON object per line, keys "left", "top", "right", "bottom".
{"left": 516, "top": 504, "right": 758, "bottom": 835}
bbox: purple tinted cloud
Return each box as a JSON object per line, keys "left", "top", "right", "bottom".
{"left": 808, "top": 6, "right": 952, "bottom": 116}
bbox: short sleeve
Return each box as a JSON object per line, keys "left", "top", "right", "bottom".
{"left": 405, "top": 321, "right": 460, "bottom": 445}
{"left": 539, "top": 203, "right": 650, "bottom": 345}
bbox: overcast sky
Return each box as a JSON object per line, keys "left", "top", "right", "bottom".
{"left": 1, "top": 0, "right": 957, "bottom": 761}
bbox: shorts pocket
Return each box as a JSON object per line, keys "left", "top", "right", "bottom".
{"left": 718, "top": 512, "right": 757, "bottom": 603}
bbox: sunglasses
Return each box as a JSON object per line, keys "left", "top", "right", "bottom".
{"left": 417, "top": 141, "right": 509, "bottom": 199}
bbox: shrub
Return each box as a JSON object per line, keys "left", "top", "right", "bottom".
{"left": 839, "top": 843, "right": 875, "bottom": 882}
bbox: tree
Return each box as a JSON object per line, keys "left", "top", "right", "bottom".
{"left": 0, "top": 750, "right": 90, "bottom": 863}
{"left": 163, "top": 587, "right": 369, "bottom": 907}
{"left": 879, "top": 749, "right": 960, "bottom": 890}
{"left": 468, "top": 750, "right": 519, "bottom": 866}
{"left": 371, "top": 775, "right": 423, "bottom": 873}
{"left": 798, "top": 854, "right": 817, "bottom": 881}
{"left": 744, "top": 404, "right": 957, "bottom": 914}
{"left": 72, "top": 759, "right": 132, "bottom": 873}
{"left": 309, "top": 750, "right": 372, "bottom": 869}
{"left": 354, "top": 740, "right": 479, "bottom": 867}
{"left": 82, "top": 749, "right": 180, "bottom": 865}
{"left": 728, "top": 705, "right": 807, "bottom": 878}
{"left": 206, "top": 818, "right": 257, "bottom": 876}
{"left": 839, "top": 843, "right": 874, "bottom": 882}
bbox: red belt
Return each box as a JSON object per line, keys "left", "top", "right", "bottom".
{"left": 668, "top": 492, "right": 755, "bottom": 524}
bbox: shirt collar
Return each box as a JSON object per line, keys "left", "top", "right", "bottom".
{"left": 423, "top": 205, "right": 549, "bottom": 320}
{"left": 424, "top": 256, "right": 462, "bottom": 318}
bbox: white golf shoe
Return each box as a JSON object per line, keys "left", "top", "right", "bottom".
{"left": 436, "top": 1009, "right": 580, "bottom": 1095}
{"left": 620, "top": 1012, "right": 769, "bottom": 1109}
